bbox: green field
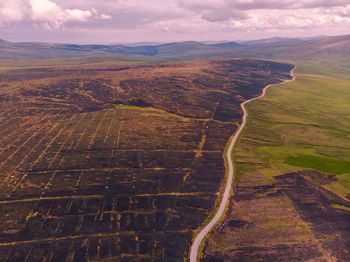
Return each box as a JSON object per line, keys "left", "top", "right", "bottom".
{"left": 235, "top": 63, "right": 350, "bottom": 197}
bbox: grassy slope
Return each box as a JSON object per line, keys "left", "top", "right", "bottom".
{"left": 235, "top": 63, "right": 350, "bottom": 197}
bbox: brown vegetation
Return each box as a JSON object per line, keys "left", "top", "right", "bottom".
{"left": 204, "top": 171, "right": 350, "bottom": 261}
{"left": 0, "top": 59, "right": 293, "bottom": 261}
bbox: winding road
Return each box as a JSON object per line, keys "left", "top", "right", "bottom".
{"left": 189, "top": 66, "right": 297, "bottom": 262}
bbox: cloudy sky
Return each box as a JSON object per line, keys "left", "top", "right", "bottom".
{"left": 1, "top": 0, "right": 350, "bottom": 43}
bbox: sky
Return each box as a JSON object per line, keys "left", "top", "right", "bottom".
{"left": 0, "top": 0, "right": 350, "bottom": 44}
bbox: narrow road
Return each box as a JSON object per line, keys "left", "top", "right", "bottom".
{"left": 189, "top": 66, "right": 297, "bottom": 262}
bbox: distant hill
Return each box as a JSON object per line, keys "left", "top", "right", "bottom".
{"left": 0, "top": 40, "right": 103, "bottom": 59}
{"left": 238, "top": 35, "right": 350, "bottom": 67}
{"left": 157, "top": 41, "right": 209, "bottom": 56}
{"left": 0, "top": 39, "right": 242, "bottom": 59}
{"left": 209, "top": 42, "right": 242, "bottom": 48}
{"left": 0, "top": 35, "right": 349, "bottom": 67}
{"left": 244, "top": 37, "right": 303, "bottom": 46}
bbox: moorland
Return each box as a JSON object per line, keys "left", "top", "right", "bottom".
{"left": 0, "top": 59, "right": 293, "bottom": 261}
{"left": 0, "top": 34, "right": 349, "bottom": 262}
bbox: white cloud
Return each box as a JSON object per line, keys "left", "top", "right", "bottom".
{"left": 0, "top": 0, "right": 29, "bottom": 24}
{"left": 0, "top": 0, "right": 350, "bottom": 42}
{"left": 30, "top": 0, "right": 61, "bottom": 20}
{"left": 100, "top": 14, "right": 112, "bottom": 20}
{"left": 29, "top": 0, "right": 93, "bottom": 27}
{"left": 228, "top": 9, "right": 350, "bottom": 32}
{"left": 0, "top": 0, "right": 108, "bottom": 28}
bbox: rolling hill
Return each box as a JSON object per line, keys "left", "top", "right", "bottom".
{"left": 0, "top": 35, "right": 349, "bottom": 67}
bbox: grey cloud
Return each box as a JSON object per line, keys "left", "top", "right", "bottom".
{"left": 326, "top": 4, "right": 350, "bottom": 18}
{"left": 233, "top": 0, "right": 350, "bottom": 10}
{"left": 202, "top": 9, "right": 248, "bottom": 22}
{"left": 179, "top": 0, "right": 350, "bottom": 12}
{"left": 299, "top": 0, "right": 350, "bottom": 9}
{"left": 176, "top": 0, "right": 350, "bottom": 23}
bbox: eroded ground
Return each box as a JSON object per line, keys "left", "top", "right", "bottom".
{"left": 204, "top": 171, "right": 350, "bottom": 261}
{"left": 0, "top": 60, "right": 293, "bottom": 261}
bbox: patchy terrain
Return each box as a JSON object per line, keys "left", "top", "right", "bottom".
{"left": 0, "top": 60, "right": 293, "bottom": 261}
{"left": 204, "top": 171, "right": 350, "bottom": 261}
{"left": 204, "top": 64, "right": 350, "bottom": 261}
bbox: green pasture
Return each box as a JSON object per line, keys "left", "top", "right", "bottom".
{"left": 235, "top": 63, "right": 350, "bottom": 196}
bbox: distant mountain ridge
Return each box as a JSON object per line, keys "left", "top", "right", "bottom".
{"left": 0, "top": 35, "right": 349, "bottom": 67}
{"left": 244, "top": 37, "right": 303, "bottom": 46}
{"left": 0, "top": 39, "right": 243, "bottom": 59}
